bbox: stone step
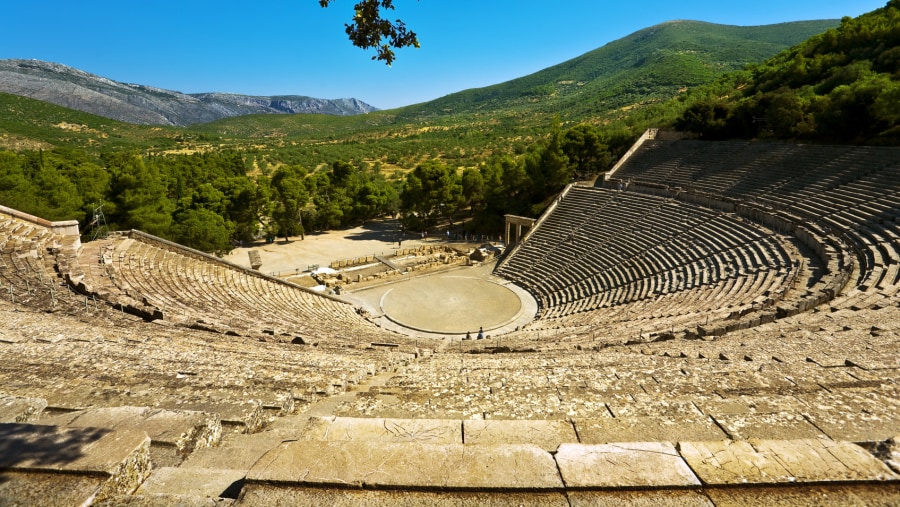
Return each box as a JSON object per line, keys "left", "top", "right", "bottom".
{"left": 246, "top": 440, "right": 562, "bottom": 490}
{"left": 295, "top": 415, "right": 730, "bottom": 448}
{"left": 38, "top": 406, "right": 221, "bottom": 467}
{"left": 157, "top": 400, "right": 265, "bottom": 434}
{"left": 94, "top": 494, "right": 237, "bottom": 506}
{"left": 0, "top": 393, "right": 46, "bottom": 423}
{"left": 180, "top": 432, "right": 287, "bottom": 471}
{"left": 231, "top": 416, "right": 899, "bottom": 504}
{"left": 0, "top": 422, "right": 151, "bottom": 505}
{"left": 238, "top": 486, "right": 569, "bottom": 506}
{"left": 298, "top": 416, "right": 462, "bottom": 444}
{"left": 680, "top": 438, "right": 899, "bottom": 485}
{"left": 298, "top": 416, "right": 584, "bottom": 452}
{"left": 135, "top": 467, "right": 245, "bottom": 499}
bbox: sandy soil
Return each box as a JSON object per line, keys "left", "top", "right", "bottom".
{"left": 223, "top": 219, "right": 433, "bottom": 276}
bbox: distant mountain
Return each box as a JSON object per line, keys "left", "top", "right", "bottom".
{"left": 0, "top": 18, "right": 847, "bottom": 165}
{"left": 396, "top": 19, "right": 839, "bottom": 120}
{"left": 0, "top": 59, "right": 378, "bottom": 126}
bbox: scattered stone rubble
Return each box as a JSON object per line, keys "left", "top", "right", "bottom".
{"left": 318, "top": 245, "right": 470, "bottom": 290}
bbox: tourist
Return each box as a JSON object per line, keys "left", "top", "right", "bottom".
{"left": 477, "top": 327, "right": 484, "bottom": 339}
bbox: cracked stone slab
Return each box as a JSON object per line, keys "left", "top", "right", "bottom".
{"left": 237, "top": 487, "right": 570, "bottom": 506}
{"left": 679, "top": 439, "right": 900, "bottom": 485}
{"left": 0, "top": 422, "right": 148, "bottom": 473}
{"left": 568, "top": 490, "right": 714, "bottom": 506}
{"left": 180, "top": 432, "right": 286, "bottom": 471}
{"left": 136, "top": 467, "right": 246, "bottom": 498}
{"left": 607, "top": 399, "right": 704, "bottom": 418}
{"left": 38, "top": 406, "right": 222, "bottom": 456}
{"left": 0, "top": 471, "right": 109, "bottom": 507}
{"left": 574, "top": 415, "right": 726, "bottom": 444}
{"left": 246, "top": 440, "right": 563, "bottom": 490}
{"left": 555, "top": 442, "right": 701, "bottom": 488}
{"left": 711, "top": 412, "right": 825, "bottom": 440}
{"left": 463, "top": 419, "right": 577, "bottom": 451}
{"left": 797, "top": 391, "right": 900, "bottom": 443}
{"left": 695, "top": 395, "right": 806, "bottom": 417}
{"left": 300, "top": 416, "right": 462, "bottom": 444}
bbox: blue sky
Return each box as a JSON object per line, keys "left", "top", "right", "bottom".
{"left": 0, "top": 1, "right": 886, "bottom": 109}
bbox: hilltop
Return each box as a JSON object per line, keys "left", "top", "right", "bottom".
{"left": 188, "top": 18, "right": 839, "bottom": 168}
{"left": 1, "top": 19, "right": 836, "bottom": 136}
{"left": 670, "top": 0, "right": 900, "bottom": 144}
{"left": 394, "top": 19, "right": 839, "bottom": 121}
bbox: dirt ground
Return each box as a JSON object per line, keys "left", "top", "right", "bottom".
{"left": 222, "top": 219, "right": 536, "bottom": 338}
{"left": 224, "top": 219, "right": 422, "bottom": 275}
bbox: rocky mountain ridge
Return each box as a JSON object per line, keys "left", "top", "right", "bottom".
{"left": 0, "top": 59, "right": 378, "bottom": 126}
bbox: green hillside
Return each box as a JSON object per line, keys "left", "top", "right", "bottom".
{"left": 395, "top": 20, "right": 838, "bottom": 120}
{"left": 1, "top": 19, "right": 838, "bottom": 172}
{"left": 187, "top": 19, "right": 838, "bottom": 170}
{"left": 8, "top": 11, "right": 889, "bottom": 254}
{"left": 672, "top": 0, "right": 900, "bottom": 143}
{"left": 0, "top": 92, "right": 187, "bottom": 151}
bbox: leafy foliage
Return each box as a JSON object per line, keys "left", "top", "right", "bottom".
{"left": 5, "top": 9, "right": 895, "bottom": 252}
{"left": 318, "top": 0, "right": 419, "bottom": 65}
{"left": 673, "top": 0, "right": 900, "bottom": 143}
{"left": 400, "top": 160, "right": 464, "bottom": 229}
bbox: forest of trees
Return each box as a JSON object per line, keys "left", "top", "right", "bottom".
{"left": 0, "top": 121, "right": 612, "bottom": 253}
{"left": 672, "top": 0, "right": 900, "bottom": 143}
{"left": 1, "top": 2, "right": 897, "bottom": 254}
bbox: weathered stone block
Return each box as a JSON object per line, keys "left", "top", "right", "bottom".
{"left": 39, "top": 406, "right": 222, "bottom": 457}
{"left": 301, "top": 416, "right": 462, "bottom": 444}
{"left": 0, "top": 422, "right": 151, "bottom": 501}
{"left": 0, "top": 394, "right": 46, "bottom": 422}
{"left": 574, "top": 415, "right": 726, "bottom": 444}
{"left": 247, "top": 440, "right": 563, "bottom": 490}
{"left": 556, "top": 442, "right": 701, "bottom": 488}
{"left": 464, "top": 419, "right": 576, "bottom": 451}
{"left": 679, "top": 439, "right": 899, "bottom": 485}
{"left": 136, "top": 467, "right": 246, "bottom": 498}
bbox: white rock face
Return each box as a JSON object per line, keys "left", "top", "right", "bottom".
{"left": 0, "top": 59, "right": 378, "bottom": 125}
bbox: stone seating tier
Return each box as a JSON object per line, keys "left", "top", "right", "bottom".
{"left": 0, "top": 213, "right": 92, "bottom": 315}
{"left": 2, "top": 138, "right": 900, "bottom": 503}
{"left": 611, "top": 140, "right": 900, "bottom": 291}
{"left": 497, "top": 185, "right": 799, "bottom": 335}
{"left": 0, "top": 301, "right": 414, "bottom": 431}
{"left": 72, "top": 230, "right": 410, "bottom": 348}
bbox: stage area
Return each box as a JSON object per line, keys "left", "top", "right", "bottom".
{"left": 381, "top": 275, "right": 520, "bottom": 334}
{"left": 345, "top": 263, "right": 536, "bottom": 338}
